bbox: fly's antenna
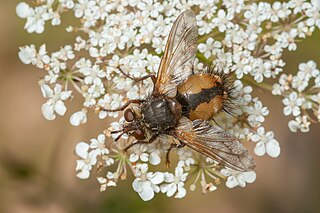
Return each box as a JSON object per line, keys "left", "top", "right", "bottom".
{"left": 104, "top": 128, "right": 127, "bottom": 142}
{"left": 109, "top": 129, "right": 125, "bottom": 142}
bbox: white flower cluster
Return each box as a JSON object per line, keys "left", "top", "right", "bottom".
{"left": 16, "top": 0, "right": 74, "bottom": 33}
{"left": 75, "top": 134, "right": 114, "bottom": 179}
{"left": 220, "top": 168, "right": 256, "bottom": 188}
{"left": 217, "top": 80, "right": 281, "bottom": 158}
{"left": 132, "top": 163, "right": 188, "bottom": 201}
{"left": 75, "top": 134, "right": 189, "bottom": 201}
{"left": 273, "top": 60, "right": 320, "bottom": 132}
{"left": 17, "top": 0, "right": 320, "bottom": 201}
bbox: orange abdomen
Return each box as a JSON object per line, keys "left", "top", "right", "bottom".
{"left": 176, "top": 73, "right": 228, "bottom": 121}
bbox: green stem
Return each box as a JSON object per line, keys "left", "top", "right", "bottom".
{"left": 242, "top": 76, "right": 273, "bottom": 91}
{"left": 198, "top": 31, "right": 217, "bottom": 44}
{"left": 196, "top": 52, "right": 209, "bottom": 64}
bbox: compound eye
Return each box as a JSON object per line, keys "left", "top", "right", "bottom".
{"left": 124, "top": 108, "right": 135, "bottom": 122}
{"left": 133, "top": 129, "right": 146, "bottom": 140}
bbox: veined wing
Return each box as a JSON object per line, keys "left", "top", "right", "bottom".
{"left": 171, "top": 117, "right": 256, "bottom": 172}
{"left": 153, "top": 9, "right": 198, "bottom": 97}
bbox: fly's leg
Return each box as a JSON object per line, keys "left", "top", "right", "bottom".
{"left": 100, "top": 99, "right": 142, "bottom": 112}
{"left": 165, "top": 143, "right": 185, "bottom": 168}
{"left": 211, "top": 117, "right": 222, "bottom": 128}
{"left": 124, "top": 134, "right": 158, "bottom": 152}
{"left": 99, "top": 67, "right": 155, "bottom": 112}
{"left": 132, "top": 74, "right": 157, "bottom": 84}
{"left": 118, "top": 66, "right": 156, "bottom": 84}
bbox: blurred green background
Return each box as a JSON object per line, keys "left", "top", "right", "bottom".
{"left": 1, "top": 1, "right": 320, "bottom": 212}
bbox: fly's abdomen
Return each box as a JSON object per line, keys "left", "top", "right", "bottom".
{"left": 177, "top": 73, "right": 228, "bottom": 121}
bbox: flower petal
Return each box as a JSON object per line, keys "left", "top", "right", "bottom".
{"left": 140, "top": 153, "right": 149, "bottom": 162}
{"left": 54, "top": 100, "right": 66, "bottom": 115}
{"left": 40, "top": 84, "right": 53, "bottom": 98}
{"left": 70, "top": 110, "right": 87, "bottom": 126}
{"left": 163, "top": 172, "right": 174, "bottom": 183}
{"left": 149, "top": 152, "right": 161, "bottom": 165}
{"left": 254, "top": 142, "right": 266, "bottom": 156}
{"left": 226, "top": 176, "right": 238, "bottom": 188}
{"left": 243, "top": 171, "right": 256, "bottom": 183}
{"left": 129, "top": 154, "right": 139, "bottom": 163}
{"left": 175, "top": 167, "right": 183, "bottom": 177}
{"left": 160, "top": 183, "right": 169, "bottom": 193}
{"left": 97, "top": 134, "right": 105, "bottom": 142}
{"left": 60, "top": 91, "right": 72, "bottom": 100}
{"left": 139, "top": 181, "right": 154, "bottom": 201}
{"left": 148, "top": 172, "right": 164, "bottom": 185}
{"left": 75, "top": 142, "right": 89, "bottom": 159}
{"left": 16, "top": 2, "right": 32, "bottom": 18}
{"left": 166, "top": 183, "right": 177, "bottom": 197}
{"left": 175, "top": 183, "right": 186, "bottom": 198}
{"left": 41, "top": 102, "right": 55, "bottom": 120}
{"left": 132, "top": 178, "right": 142, "bottom": 193}
{"left": 76, "top": 169, "right": 90, "bottom": 179}
{"left": 266, "top": 140, "right": 281, "bottom": 158}
{"left": 220, "top": 168, "right": 231, "bottom": 177}
{"left": 237, "top": 175, "right": 246, "bottom": 187}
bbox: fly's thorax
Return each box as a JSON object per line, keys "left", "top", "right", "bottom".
{"left": 141, "top": 95, "right": 182, "bottom": 132}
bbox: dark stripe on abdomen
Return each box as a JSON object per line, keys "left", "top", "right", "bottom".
{"left": 176, "top": 83, "right": 225, "bottom": 116}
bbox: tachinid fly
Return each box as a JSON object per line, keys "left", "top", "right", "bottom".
{"left": 103, "top": 10, "right": 255, "bottom": 172}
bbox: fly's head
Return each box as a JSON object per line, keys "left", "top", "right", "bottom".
{"left": 111, "top": 107, "right": 146, "bottom": 141}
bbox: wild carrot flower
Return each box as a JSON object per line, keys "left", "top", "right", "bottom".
{"left": 17, "top": 0, "right": 320, "bottom": 201}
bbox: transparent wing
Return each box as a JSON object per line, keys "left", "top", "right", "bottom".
{"left": 154, "top": 9, "right": 198, "bottom": 97}
{"left": 171, "top": 117, "right": 256, "bottom": 171}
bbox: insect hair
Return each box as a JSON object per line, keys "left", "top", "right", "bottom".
{"left": 205, "top": 62, "right": 237, "bottom": 117}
